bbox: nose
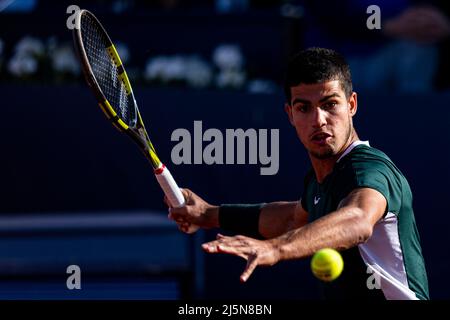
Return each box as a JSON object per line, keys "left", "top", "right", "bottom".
{"left": 312, "top": 107, "right": 327, "bottom": 128}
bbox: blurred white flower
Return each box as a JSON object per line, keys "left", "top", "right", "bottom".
{"left": 216, "top": 69, "right": 246, "bottom": 89}
{"left": 7, "top": 52, "right": 38, "bottom": 77}
{"left": 213, "top": 44, "right": 244, "bottom": 70}
{"left": 145, "top": 55, "right": 212, "bottom": 88}
{"left": 247, "top": 79, "right": 278, "bottom": 94}
{"left": 145, "top": 55, "right": 186, "bottom": 83}
{"left": 185, "top": 56, "right": 213, "bottom": 88}
{"left": 115, "top": 42, "right": 130, "bottom": 65}
{"left": 144, "top": 56, "right": 170, "bottom": 81}
{"left": 15, "top": 36, "right": 45, "bottom": 57}
{"left": 51, "top": 44, "right": 80, "bottom": 75}
{"left": 163, "top": 55, "right": 186, "bottom": 82}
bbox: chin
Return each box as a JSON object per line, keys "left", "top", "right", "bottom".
{"left": 309, "top": 146, "right": 336, "bottom": 159}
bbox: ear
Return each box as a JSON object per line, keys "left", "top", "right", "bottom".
{"left": 284, "top": 103, "right": 294, "bottom": 126}
{"left": 348, "top": 92, "right": 357, "bottom": 117}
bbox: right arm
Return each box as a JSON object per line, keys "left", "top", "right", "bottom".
{"left": 258, "top": 201, "right": 308, "bottom": 239}
{"left": 167, "top": 189, "right": 309, "bottom": 238}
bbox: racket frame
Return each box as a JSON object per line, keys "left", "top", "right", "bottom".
{"left": 73, "top": 9, "right": 201, "bottom": 232}
{"left": 72, "top": 10, "right": 161, "bottom": 169}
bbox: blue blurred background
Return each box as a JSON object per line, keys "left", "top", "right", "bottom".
{"left": 0, "top": 0, "right": 449, "bottom": 299}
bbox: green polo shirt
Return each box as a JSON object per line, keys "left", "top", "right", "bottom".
{"left": 301, "top": 142, "right": 429, "bottom": 300}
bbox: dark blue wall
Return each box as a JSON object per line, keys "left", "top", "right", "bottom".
{"left": 1, "top": 84, "right": 449, "bottom": 299}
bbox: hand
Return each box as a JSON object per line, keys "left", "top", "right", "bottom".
{"left": 202, "top": 233, "right": 280, "bottom": 282}
{"left": 166, "top": 188, "right": 219, "bottom": 232}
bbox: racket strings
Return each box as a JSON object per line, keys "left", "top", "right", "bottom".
{"left": 80, "top": 13, "right": 136, "bottom": 126}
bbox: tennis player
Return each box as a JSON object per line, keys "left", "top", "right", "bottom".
{"left": 168, "top": 47, "right": 429, "bottom": 300}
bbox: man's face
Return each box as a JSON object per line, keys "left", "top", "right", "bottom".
{"left": 285, "top": 80, "right": 357, "bottom": 159}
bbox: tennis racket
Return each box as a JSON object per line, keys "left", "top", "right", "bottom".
{"left": 73, "top": 9, "right": 198, "bottom": 233}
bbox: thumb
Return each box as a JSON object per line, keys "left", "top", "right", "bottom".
{"left": 179, "top": 188, "right": 193, "bottom": 205}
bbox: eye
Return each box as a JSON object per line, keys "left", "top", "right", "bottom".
{"left": 323, "top": 102, "right": 337, "bottom": 110}
{"left": 295, "top": 104, "right": 309, "bottom": 113}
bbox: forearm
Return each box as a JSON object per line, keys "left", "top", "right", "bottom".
{"left": 259, "top": 201, "right": 304, "bottom": 239}
{"left": 271, "top": 207, "right": 373, "bottom": 261}
{"left": 217, "top": 201, "right": 303, "bottom": 239}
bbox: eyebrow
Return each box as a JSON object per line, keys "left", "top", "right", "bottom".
{"left": 291, "top": 93, "right": 341, "bottom": 105}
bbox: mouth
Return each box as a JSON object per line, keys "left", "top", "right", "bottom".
{"left": 311, "top": 132, "right": 333, "bottom": 145}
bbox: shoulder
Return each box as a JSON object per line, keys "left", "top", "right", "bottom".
{"left": 337, "top": 145, "right": 401, "bottom": 179}
{"left": 335, "top": 145, "right": 407, "bottom": 213}
{"left": 342, "top": 145, "right": 393, "bottom": 164}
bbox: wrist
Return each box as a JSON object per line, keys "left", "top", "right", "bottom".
{"left": 262, "top": 237, "right": 279, "bottom": 263}
{"left": 218, "top": 203, "right": 265, "bottom": 239}
{"left": 268, "top": 237, "right": 285, "bottom": 262}
{"left": 204, "top": 205, "right": 220, "bottom": 229}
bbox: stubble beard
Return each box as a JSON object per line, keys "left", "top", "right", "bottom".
{"left": 308, "top": 120, "right": 353, "bottom": 160}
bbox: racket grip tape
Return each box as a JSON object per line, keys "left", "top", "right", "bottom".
{"left": 154, "top": 164, "right": 185, "bottom": 207}
{"left": 154, "top": 164, "right": 199, "bottom": 234}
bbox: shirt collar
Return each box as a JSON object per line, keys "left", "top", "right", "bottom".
{"left": 336, "top": 140, "right": 370, "bottom": 163}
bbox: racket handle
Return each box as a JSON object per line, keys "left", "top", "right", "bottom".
{"left": 154, "top": 164, "right": 185, "bottom": 207}
{"left": 154, "top": 164, "right": 200, "bottom": 234}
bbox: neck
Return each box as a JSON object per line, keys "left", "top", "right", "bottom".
{"left": 310, "top": 131, "right": 359, "bottom": 183}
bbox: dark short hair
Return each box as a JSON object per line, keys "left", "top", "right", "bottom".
{"left": 284, "top": 47, "right": 353, "bottom": 104}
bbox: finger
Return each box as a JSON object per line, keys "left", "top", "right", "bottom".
{"left": 216, "top": 244, "right": 248, "bottom": 258}
{"left": 202, "top": 242, "right": 220, "bottom": 253}
{"left": 202, "top": 241, "right": 235, "bottom": 254}
{"left": 202, "top": 244, "right": 246, "bottom": 259}
{"left": 178, "top": 222, "right": 191, "bottom": 233}
{"left": 216, "top": 235, "right": 252, "bottom": 249}
{"left": 215, "top": 233, "right": 244, "bottom": 240}
{"left": 167, "top": 208, "right": 175, "bottom": 220}
{"left": 202, "top": 239, "right": 227, "bottom": 251}
{"left": 168, "top": 209, "right": 185, "bottom": 223}
{"left": 205, "top": 237, "right": 249, "bottom": 253}
{"left": 163, "top": 195, "right": 171, "bottom": 208}
{"left": 240, "top": 257, "right": 258, "bottom": 283}
{"left": 216, "top": 233, "right": 233, "bottom": 240}
{"left": 179, "top": 188, "right": 192, "bottom": 204}
{"left": 181, "top": 221, "right": 190, "bottom": 228}
{"left": 169, "top": 206, "right": 189, "bottom": 221}
{"left": 203, "top": 242, "right": 249, "bottom": 260}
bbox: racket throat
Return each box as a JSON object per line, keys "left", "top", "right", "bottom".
{"left": 143, "top": 148, "right": 161, "bottom": 169}
{"left": 153, "top": 163, "right": 166, "bottom": 175}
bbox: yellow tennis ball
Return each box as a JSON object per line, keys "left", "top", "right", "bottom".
{"left": 311, "top": 248, "right": 344, "bottom": 282}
